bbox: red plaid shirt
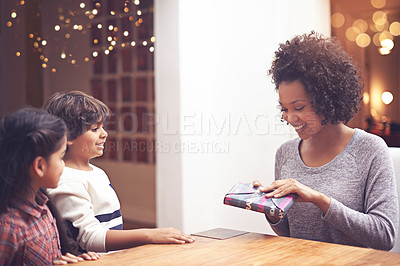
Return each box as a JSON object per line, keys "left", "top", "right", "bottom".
{"left": 0, "top": 190, "right": 61, "bottom": 265}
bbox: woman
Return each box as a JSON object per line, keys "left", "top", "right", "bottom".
{"left": 254, "top": 32, "right": 398, "bottom": 250}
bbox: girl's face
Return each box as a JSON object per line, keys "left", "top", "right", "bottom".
{"left": 278, "top": 80, "right": 325, "bottom": 140}
{"left": 42, "top": 136, "right": 67, "bottom": 188}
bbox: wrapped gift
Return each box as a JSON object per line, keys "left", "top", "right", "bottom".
{"left": 223, "top": 182, "right": 297, "bottom": 218}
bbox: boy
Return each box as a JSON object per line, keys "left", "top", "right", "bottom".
{"left": 44, "top": 91, "right": 194, "bottom": 252}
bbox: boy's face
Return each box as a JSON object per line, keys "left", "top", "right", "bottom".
{"left": 68, "top": 123, "right": 108, "bottom": 160}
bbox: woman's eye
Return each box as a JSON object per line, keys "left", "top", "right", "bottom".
{"left": 295, "top": 106, "right": 305, "bottom": 111}
{"left": 92, "top": 128, "right": 98, "bottom": 132}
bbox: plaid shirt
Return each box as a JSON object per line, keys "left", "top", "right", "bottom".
{"left": 0, "top": 190, "right": 61, "bottom": 265}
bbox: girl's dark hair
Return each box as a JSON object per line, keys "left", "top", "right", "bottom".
{"left": 43, "top": 90, "right": 110, "bottom": 141}
{"left": 0, "top": 107, "right": 79, "bottom": 255}
{"left": 269, "top": 31, "right": 363, "bottom": 125}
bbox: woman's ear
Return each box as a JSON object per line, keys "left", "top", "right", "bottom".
{"left": 30, "top": 156, "right": 47, "bottom": 178}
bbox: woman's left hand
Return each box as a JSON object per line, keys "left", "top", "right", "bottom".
{"left": 259, "top": 178, "right": 331, "bottom": 213}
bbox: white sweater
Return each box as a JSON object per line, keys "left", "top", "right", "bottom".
{"left": 47, "top": 164, "right": 123, "bottom": 252}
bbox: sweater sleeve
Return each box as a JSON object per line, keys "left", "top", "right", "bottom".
{"left": 323, "top": 142, "right": 399, "bottom": 250}
{"left": 48, "top": 181, "right": 108, "bottom": 252}
{"left": 267, "top": 143, "right": 291, "bottom": 236}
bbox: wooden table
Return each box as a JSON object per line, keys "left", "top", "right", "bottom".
{"left": 78, "top": 229, "right": 400, "bottom": 265}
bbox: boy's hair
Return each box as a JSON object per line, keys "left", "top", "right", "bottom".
{"left": 43, "top": 91, "right": 110, "bottom": 141}
{"left": 269, "top": 31, "right": 363, "bottom": 125}
{"left": 0, "top": 107, "right": 66, "bottom": 214}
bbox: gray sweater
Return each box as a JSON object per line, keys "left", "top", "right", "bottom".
{"left": 270, "top": 129, "right": 399, "bottom": 250}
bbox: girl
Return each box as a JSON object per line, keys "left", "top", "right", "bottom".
{"left": 0, "top": 108, "right": 100, "bottom": 265}
{"left": 254, "top": 32, "right": 398, "bottom": 250}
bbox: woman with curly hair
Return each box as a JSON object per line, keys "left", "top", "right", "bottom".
{"left": 253, "top": 32, "right": 398, "bottom": 250}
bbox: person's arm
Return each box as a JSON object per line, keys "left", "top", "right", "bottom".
{"left": 48, "top": 181, "right": 109, "bottom": 252}
{"left": 106, "top": 228, "right": 195, "bottom": 251}
{"left": 321, "top": 146, "right": 398, "bottom": 250}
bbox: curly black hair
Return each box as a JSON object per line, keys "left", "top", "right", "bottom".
{"left": 268, "top": 32, "right": 363, "bottom": 125}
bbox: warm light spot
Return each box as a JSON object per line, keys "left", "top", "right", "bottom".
{"left": 41, "top": 40, "right": 47, "bottom": 46}
{"left": 71, "top": 59, "right": 76, "bottom": 64}
{"left": 331, "top": 13, "right": 345, "bottom": 28}
{"left": 16, "top": 51, "right": 21, "bottom": 56}
{"left": 92, "top": 51, "right": 98, "bottom": 57}
{"left": 36, "top": 36, "right": 41, "bottom": 41}
{"left": 373, "top": 11, "right": 387, "bottom": 25}
{"left": 59, "top": 15, "right": 65, "bottom": 21}
{"left": 52, "top": 68, "right": 56, "bottom": 73}
{"left": 42, "top": 63, "right": 47, "bottom": 68}
{"left": 379, "top": 31, "right": 392, "bottom": 42}
{"left": 93, "top": 39, "right": 99, "bottom": 44}
{"left": 151, "top": 36, "right": 155, "bottom": 42}
{"left": 113, "top": 27, "right": 118, "bottom": 32}
{"left": 80, "top": 3, "right": 85, "bottom": 8}
{"left": 378, "top": 47, "right": 391, "bottom": 55}
{"left": 55, "top": 25, "right": 61, "bottom": 31}
{"left": 40, "top": 55, "right": 44, "bottom": 60}
{"left": 29, "top": 33, "right": 34, "bottom": 38}
{"left": 381, "top": 39, "right": 394, "bottom": 50}
{"left": 124, "top": 7, "right": 129, "bottom": 13}
{"left": 389, "top": 21, "right": 400, "bottom": 36}
{"left": 108, "top": 46, "right": 114, "bottom": 51}
{"left": 129, "top": 16, "right": 134, "bottom": 21}
{"left": 65, "top": 19, "right": 71, "bottom": 24}
{"left": 356, "top": 33, "right": 371, "bottom": 47}
{"left": 110, "top": 11, "right": 115, "bottom": 15}
{"left": 77, "top": 25, "right": 83, "bottom": 30}
{"left": 139, "top": 18, "right": 143, "bottom": 23}
{"left": 373, "top": 32, "right": 381, "bottom": 46}
{"left": 33, "top": 42, "right": 39, "bottom": 48}
{"left": 353, "top": 19, "right": 368, "bottom": 33}
{"left": 84, "top": 57, "right": 89, "bottom": 62}
{"left": 363, "top": 92, "right": 370, "bottom": 105}
{"left": 95, "top": 3, "right": 101, "bottom": 8}
{"left": 11, "top": 12, "right": 17, "bottom": 19}
{"left": 135, "top": 21, "right": 140, "bottom": 27}
{"left": 65, "top": 33, "right": 71, "bottom": 39}
{"left": 121, "top": 43, "right": 126, "bottom": 47}
{"left": 345, "top": 27, "right": 360, "bottom": 42}
{"left": 20, "top": 0, "right": 25, "bottom": 5}
{"left": 43, "top": 58, "right": 48, "bottom": 62}
{"left": 6, "top": 21, "right": 12, "bottom": 27}
{"left": 382, "top": 91, "right": 393, "bottom": 105}
{"left": 371, "top": 0, "right": 386, "bottom": 9}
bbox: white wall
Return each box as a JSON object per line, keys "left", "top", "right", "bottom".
{"left": 155, "top": 0, "right": 331, "bottom": 234}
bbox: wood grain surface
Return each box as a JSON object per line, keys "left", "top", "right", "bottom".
{"left": 78, "top": 231, "right": 400, "bottom": 265}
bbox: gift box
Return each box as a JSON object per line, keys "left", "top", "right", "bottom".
{"left": 223, "top": 182, "right": 297, "bottom": 218}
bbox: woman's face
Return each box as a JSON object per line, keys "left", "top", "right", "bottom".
{"left": 278, "top": 80, "right": 325, "bottom": 140}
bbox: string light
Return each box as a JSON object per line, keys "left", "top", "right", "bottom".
{"left": 7, "top": 1, "right": 154, "bottom": 71}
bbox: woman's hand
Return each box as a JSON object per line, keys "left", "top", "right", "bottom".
{"left": 53, "top": 252, "right": 101, "bottom": 265}
{"left": 252, "top": 179, "right": 331, "bottom": 214}
{"left": 148, "top": 228, "right": 195, "bottom": 244}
